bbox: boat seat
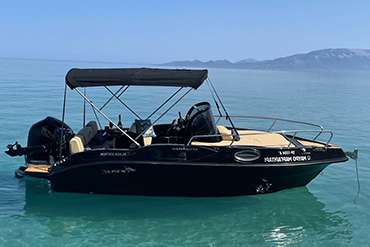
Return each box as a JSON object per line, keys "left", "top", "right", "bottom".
{"left": 87, "top": 121, "right": 98, "bottom": 135}
{"left": 77, "top": 121, "right": 98, "bottom": 144}
{"left": 69, "top": 121, "right": 98, "bottom": 154}
{"left": 129, "top": 122, "right": 137, "bottom": 133}
{"left": 129, "top": 120, "right": 153, "bottom": 146}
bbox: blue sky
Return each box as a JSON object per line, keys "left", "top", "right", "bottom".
{"left": 1, "top": 0, "right": 369, "bottom": 64}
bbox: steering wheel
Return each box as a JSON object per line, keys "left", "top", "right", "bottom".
{"left": 166, "top": 111, "right": 187, "bottom": 136}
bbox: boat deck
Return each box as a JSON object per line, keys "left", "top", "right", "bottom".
{"left": 24, "top": 165, "right": 51, "bottom": 178}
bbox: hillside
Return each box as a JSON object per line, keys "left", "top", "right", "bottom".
{"left": 161, "top": 49, "right": 370, "bottom": 70}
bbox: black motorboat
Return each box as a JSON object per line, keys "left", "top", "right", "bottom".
{"left": 6, "top": 68, "right": 348, "bottom": 196}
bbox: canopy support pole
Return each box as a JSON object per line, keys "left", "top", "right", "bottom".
{"left": 99, "top": 85, "right": 128, "bottom": 111}
{"left": 91, "top": 105, "right": 103, "bottom": 130}
{"left": 75, "top": 88, "right": 141, "bottom": 147}
{"left": 104, "top": 86, "right": 142, "bottom": 120}
{"left": 206, "top": 78, "right": 239, "bottom": 138}
{"left": 146, "top": 87, "right": 183, "bottom": 119}
{"left": 152, "top": 88, "right": 193, "bottom": 126}
{"left": 83, "top": 88, "right": 86, "bottom": 127}
{"left": 58, "top": 84, "right": 68, "bottom": 161}
{"left": 206, "top": 80, "right": 223, "bottom": 124}
{"left": 134, "top": 88, "right": 193, "bottom": 141}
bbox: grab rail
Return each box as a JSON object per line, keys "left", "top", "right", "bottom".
{"left": 215, "top": 115, "right": 323, "bottom": 131}
{"left": 187, "top": 114, "right": 333, "bottom": 148}
{"left": 187, "top": 129, "right": 333, "bottom": 148}
{"left": 214, "top": 115, "right": 324, "bottom": 141}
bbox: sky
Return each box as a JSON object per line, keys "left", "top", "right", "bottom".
{"left": 1, "top": 0, "right": 370, "bottom": 64}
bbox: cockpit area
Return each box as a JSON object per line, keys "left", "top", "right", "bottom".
{"left": 69, "top": 101, "right": 221, "bottom": 154}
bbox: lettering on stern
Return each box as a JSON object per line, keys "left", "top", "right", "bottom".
{"left": 102, "top": 166, "right": 136, "bottom": 175}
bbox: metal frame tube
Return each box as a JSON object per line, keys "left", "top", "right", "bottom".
{"left": 83, "top": 88, "right": 86, "bottom": 127}
{"left": 206, "top": 78, "right": 239, "bottom": 136}
{"left": 146, "top": 87, "right": 183, "bottom": 119}
{"left": 152, "top": 88, "right": 193, "bottom": 126}
{"left": 104, "top": 86, "right": 142, "bottom": 120}
{"left": 134, "top": 88, "right": 193, "bottom": 141}
{"left": 99, "top": 85, "right": 126, "bottom": 111}
{"left": 75, "top": 88, "right": 141, "bottom": 147}
{"left": 58, "top": 84, "right": 68, "bottom": 161}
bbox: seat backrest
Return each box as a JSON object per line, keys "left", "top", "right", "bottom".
{"left": 129, "top": 122, "right": 137, "bottom": 133}
{"left": 69, "top": 121, "right": 99, "bottom": 154}
{"left": 86, "top": 121, "right": 98, "bottom": 135}
{"left": 77, "top": 121, "right": 98, "bottom": 145}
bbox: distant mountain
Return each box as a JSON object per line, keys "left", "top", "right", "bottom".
{"left": 163, "top": 59, "right": 234, "bottom": 68}
{"left": 161, "top": 49, "right": 370, "bottom": 70}
{"left": 234, "top": 58, "right": 259, "bottom": 65}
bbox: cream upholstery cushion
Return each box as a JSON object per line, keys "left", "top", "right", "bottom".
{"left": 70, "top": 121, "right": 99, "bottom": 154}
{"left": 217, "top": 125, "right": 233, "bottom": 141}
{"left": 69, "top": 136, "right": 85, "bottom": 154}
{"left": 192, "top": 130, "right": 294, "bottom": 148}
{"left": 130, "top": 123, "right": 152, "bottom": 146}
{"left": 143, "top": 137, "right": 152, "bottom": 146}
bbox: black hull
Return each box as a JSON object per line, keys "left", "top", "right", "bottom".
{"left": 50, "top": 162, "right": 329, "bottom": 196}
{"left": 49, "top": 146, "right": 347, "bottom": 196}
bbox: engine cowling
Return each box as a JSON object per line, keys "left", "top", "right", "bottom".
{"left": 25, "top": 116, "right": 73, "bottom": 163}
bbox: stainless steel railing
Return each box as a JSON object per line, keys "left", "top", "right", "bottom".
{"left": 215, "top": 115, "right": 326, "bottom": 141}
{"left": 187, "top": 129, "right": 333, "bottom": 148}
{"left": 187, "top": 115, "right": 333, "bottom": 148}
{"left": 215, "top": 115, "right": 323, "bottom": 132}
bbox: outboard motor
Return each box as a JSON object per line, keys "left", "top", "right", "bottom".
{"left": 6, "top": 116, "right": 74, "bottom": 164}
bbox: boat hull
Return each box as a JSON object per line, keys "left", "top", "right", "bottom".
{"left": 49, "top": 146, "right": 346, "bottom": 196}
{"left": 50, "top": 162, "right": 329, "bottom": 196}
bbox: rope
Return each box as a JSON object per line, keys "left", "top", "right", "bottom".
{"left": 345, "top": 148, "right": 360, "bottom": 203}
{"left": 355, "top": 151, "right": 360, "bottom": 191}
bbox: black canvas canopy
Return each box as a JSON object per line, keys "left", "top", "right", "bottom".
{"left": 66, "top": 68, "right": 208, "bottom": 90}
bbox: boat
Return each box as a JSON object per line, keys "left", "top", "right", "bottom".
{"left": 5, "top": 68, "right": 348, "bottom": 196}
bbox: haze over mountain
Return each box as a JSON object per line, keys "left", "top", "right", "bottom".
{"left": 161, "top": 49, "right": 370, "bottom": 70}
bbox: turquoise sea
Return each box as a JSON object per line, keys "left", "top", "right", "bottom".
{"left": 0, "top": 58, "right": 369, "bottom": 246}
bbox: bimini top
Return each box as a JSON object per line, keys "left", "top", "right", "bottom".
{"left": 66, "top": 68, "right": 208, "bottom": 90}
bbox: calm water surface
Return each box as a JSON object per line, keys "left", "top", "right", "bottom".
{"left": 0, "top": 58, "right": 369, "bottom": 246}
